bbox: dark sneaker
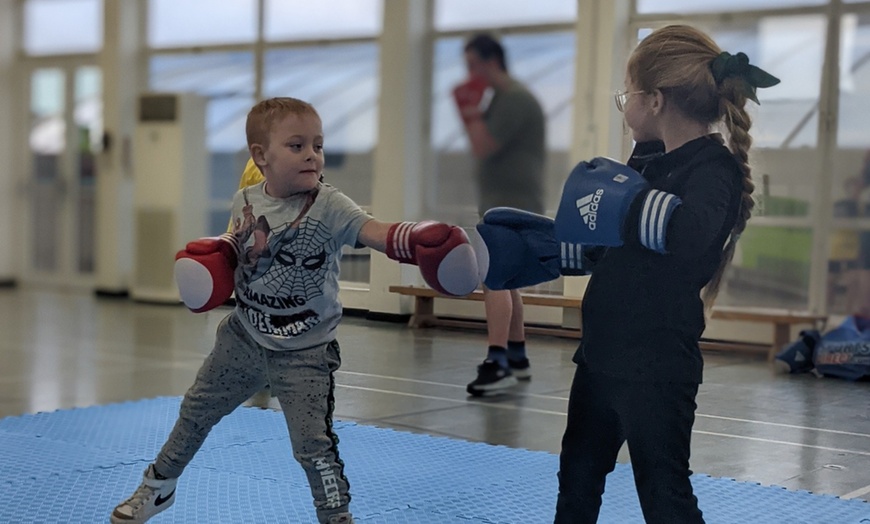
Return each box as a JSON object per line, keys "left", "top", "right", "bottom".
{"left": 467, "top": 360, "right": 518, "bottom": 397}
{"left": 508, "top": 358, "right": 531, "bottom": 380}
{"left": 110, "top": 464, "right": 177, "bottom": 524}
{"left": 773, "top": 330, "right": 820, "bottom": 374}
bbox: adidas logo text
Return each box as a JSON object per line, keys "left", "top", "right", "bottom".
{"left": 576, "top": 189, "right": 604, "bottom": 230}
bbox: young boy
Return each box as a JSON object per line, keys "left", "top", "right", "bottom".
{"left": 110, "top": 97, "right": 479, "bottom": 524}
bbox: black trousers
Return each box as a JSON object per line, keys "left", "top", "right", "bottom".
{"left": 554, "top": 367, "right": 704, "bottom": 524}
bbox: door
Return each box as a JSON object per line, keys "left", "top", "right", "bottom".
{"left": 23, "top": 63, "right": 102, "bottom": 287}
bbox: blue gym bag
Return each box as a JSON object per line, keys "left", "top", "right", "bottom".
{"left": 775, "top": 315, "right": 870, "bottom": 381}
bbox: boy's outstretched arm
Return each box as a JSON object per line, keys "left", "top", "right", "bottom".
{"left": 357, "top": 219, "right": 480, "bottom": 297}
{"left": 357, "top": 219, "right": 391, "bottom": 252}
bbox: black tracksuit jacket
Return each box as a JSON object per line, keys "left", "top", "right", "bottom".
{"left": 576, "top": 135, "right": 744, "bottom": 383}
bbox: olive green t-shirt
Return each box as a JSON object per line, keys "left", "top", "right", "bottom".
{"left": 478, "top": 79, "right": 546, "bottom": 216}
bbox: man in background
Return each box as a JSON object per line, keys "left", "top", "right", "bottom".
{"left": 453, "top": 33, "right": 547, "bottom": 396}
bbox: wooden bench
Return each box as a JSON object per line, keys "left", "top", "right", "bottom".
{"left": 388, "top": 286, "right": 828, "bottom": 361}
{"left": 388, "top": 285, "right": 582, "bottom": 339}
{"left": 707, "top": 306, "right": 828, "bottom": 361}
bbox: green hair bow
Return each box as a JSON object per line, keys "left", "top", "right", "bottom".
{"left": 710, "top": 51, "right": 780, "bottom": 104}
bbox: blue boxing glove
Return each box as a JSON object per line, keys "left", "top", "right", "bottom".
{"left": 555, "top": 157, "right": 682, "bottom": 254}
{"left": 473, "top": 207, "right": 588, "bottom": 290}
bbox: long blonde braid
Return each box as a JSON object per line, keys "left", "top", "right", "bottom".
{"left": 628, "top": 25, "right": 777, "bottom": 309}
{"left": 702, "top": 82, "right": 755, "bottom": 307}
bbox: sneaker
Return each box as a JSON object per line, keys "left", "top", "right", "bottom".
{"left": 110, "top": 464, "right": 178, "bottom": 524}
{"left": 466, "top": 360, "right": 518, "bottom": 397}
{"left": 773, "top": 330, "right": 820, "bottom": 375}
{"left": 508, "top": 357, "right": 532, "bottom": 380}
{"left": 326, "top": 513, "right": 355, "bottom": 524}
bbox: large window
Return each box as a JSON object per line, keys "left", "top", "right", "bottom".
{"left": 264, "top": 0, "right": 383, "bottom": 41}
{"left": 263, "top": 43, "right": 379, "bottom": 207}
{"left": 636, "top": 0, "right": 826, "bottom": 14}
{"left": 23, "top": 0, "right": 103, "bottom": 55}
{"left": 261, "top": 42, "right": 380, "bottom": 285}
{"left": 693, "top": 16, "right": 825, "bottom": 309}
{"left": 837, "top": 13, "right": 870, "bottom": 149}
{"left": 428, "top": 29, "right": 575, "bottom": 295}
{"left": 429, "top": 0, "right": 577, "bottom": 296}
{"left": 148, "top": 0, "right": 258, "bottom": 48}
{"left": 635, "top": 3, "right": 870, "bottom": 314}
{"left": 148, "top": 52, "right": 255, "bottom": 235}
{"left": 828, "top": 11, "right": 870, "bottom": 315}
{"left": 434, "top": 0, "right": 576, "bottom": 30}
{"left": 428, "top": 31, "right": 576, "bottom": 226}
{"left": 144, "top": 1, "right": 382, "bottom": 283}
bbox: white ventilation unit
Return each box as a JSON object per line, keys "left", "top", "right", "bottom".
{"left": 131, "top": 92, "right": 207, "bottom": 303}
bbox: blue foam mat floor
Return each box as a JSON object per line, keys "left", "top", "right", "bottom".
{"left": 0, "top": 397, "right": 867, "bottom": 523}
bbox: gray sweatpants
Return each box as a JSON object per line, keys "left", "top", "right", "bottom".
{"left": 153, "top": 312, "right": 351, "bottom": 523}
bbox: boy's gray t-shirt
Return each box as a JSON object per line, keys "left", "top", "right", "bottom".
{"left": 229, "top": 182, "right": 371, "bottom": 351}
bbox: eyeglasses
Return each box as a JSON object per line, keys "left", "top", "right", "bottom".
{"left": 614, "top": 90, "right": 644, "bottom": 113}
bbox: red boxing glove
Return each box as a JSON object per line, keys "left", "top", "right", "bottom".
{"left": 452, "top": 76, "right": 493, "bottom": 125}
{"left": 386, "top": 221, "right": 480, "bottom": 297}
{"left": 174, "top": 233, "right": 240, "bottom": 313}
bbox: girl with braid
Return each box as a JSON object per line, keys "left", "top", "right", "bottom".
{"left": 554, "top": 25, "right": 779, "bottom": 523}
